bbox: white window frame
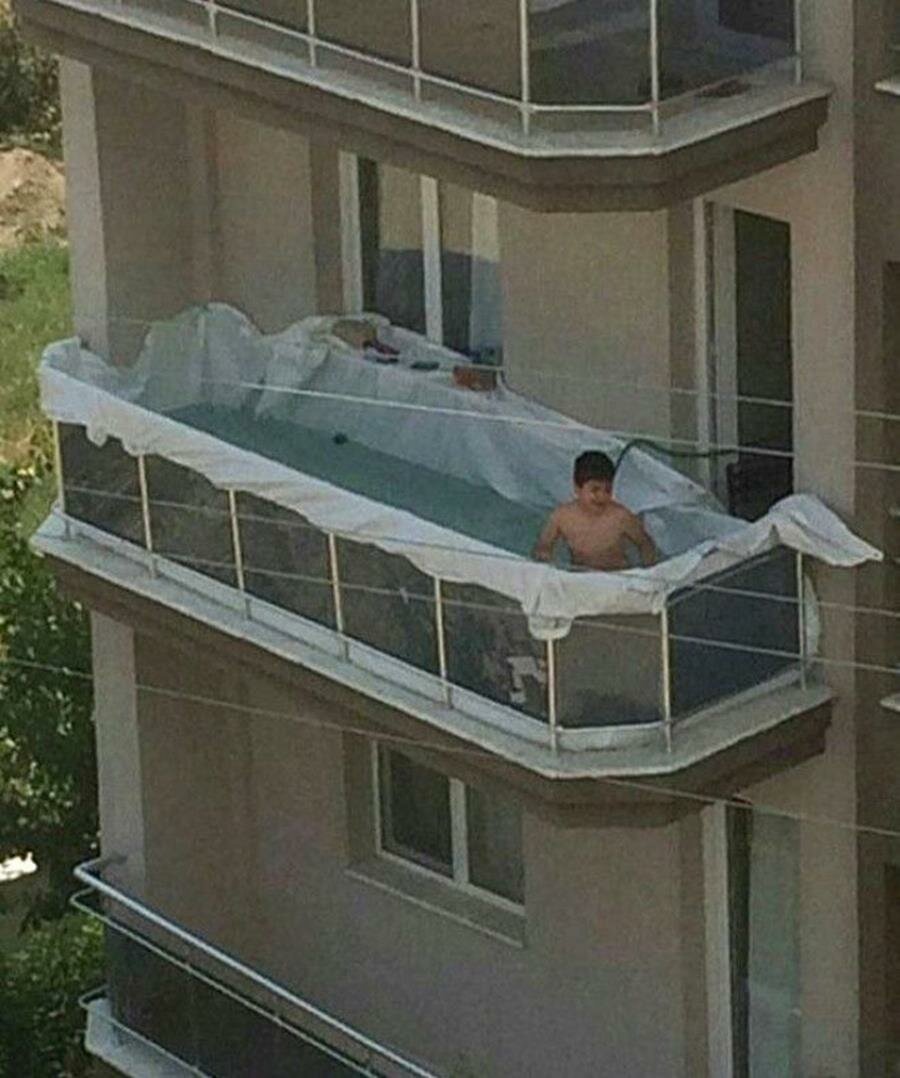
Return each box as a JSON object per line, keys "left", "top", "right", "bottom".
{"left": 339, "top": 155, "right": 500, "bottom": 349}
{"left": 371, "top": 744, "right": 523, "bottom": 913}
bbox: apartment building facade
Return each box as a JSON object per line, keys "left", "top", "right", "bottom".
{"left": 13, "top": 0, "right": 899, "bottom": 1074}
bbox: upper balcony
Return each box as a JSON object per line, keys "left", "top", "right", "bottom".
{"left": 33, "top": 305, "right": 880, "bottom": 796}
{"left": 18, "top": 0, "right": 830, "bottom": 209}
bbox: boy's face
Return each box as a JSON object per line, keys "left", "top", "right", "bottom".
{"left": 575, "top": 478, "right": 613, "bottom": 509}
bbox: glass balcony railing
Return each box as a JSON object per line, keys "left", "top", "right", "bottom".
{"left": 52, "top": 0, "right": 802, "bottom": 141}
{"left": 53, "top": 418, "right": 807, "bottom": 757}
{"left": 73, "top": 858, "right": 436, "bottom": 1078}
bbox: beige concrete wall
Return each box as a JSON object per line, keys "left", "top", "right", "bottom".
{"left": 133, "top": 633, "right": 705, "bottom": 1078}
{"left": 704, "top": 3, "right": 860, "bottom": 1073}
{"left": 499, "top": 206, "right": 673, "bottom": 439}
{"left": 213, "top": 111, "right": 318, "bottom": 332}
{"left": 849, "top": 4, "right": 900, "bottom": 1073}
{"left": 60, "top": 62, "right": 197, "bottom": 362}
{"left": 60, "top": 64, "right": 324, "bottom": 355}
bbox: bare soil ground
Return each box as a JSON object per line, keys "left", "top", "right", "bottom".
{"left": 0, "top": 147, "right": 65, "bottom": 249}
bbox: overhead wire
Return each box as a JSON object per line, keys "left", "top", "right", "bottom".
{"left": 44, "top": 368, "right": 900, "bottom": 473}
{"left": 1, "top": 651, "right": 898, "bottom": 843}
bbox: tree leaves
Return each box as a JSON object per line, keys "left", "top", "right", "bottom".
{"left": 0, "top": 457, "right": 96, "bottom": 923}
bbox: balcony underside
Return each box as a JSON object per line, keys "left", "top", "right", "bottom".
{"left": 37, "top": 513, "right": 831, "bottom": 826}
{"left": 19, "top": 0, "right": 829, "bottom": 210}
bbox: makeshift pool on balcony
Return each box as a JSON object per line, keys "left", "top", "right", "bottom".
{"left": 41, "top": 306, "right": 880, "bottom": 753}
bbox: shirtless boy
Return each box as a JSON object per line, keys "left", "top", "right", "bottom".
{"left": 532, "top": 451, "right": 657, "bottom": 571}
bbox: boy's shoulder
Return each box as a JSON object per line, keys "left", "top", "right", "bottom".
{"left": 610, "top": 498, "right": 638, "bottom": 519}
{"left": 554, "top": 499, "right": 580, "bottom": 519}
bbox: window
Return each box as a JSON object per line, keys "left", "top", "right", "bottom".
{"left": 355, "top": 159, "right": 503, "bottom": 359}
{"left": 718, "top": 0, "right": 793, "bottom": 44}
{"left": 358, "top": 160, "right": 427, "bottom": 336}
{"left": 376, "top": 746, "right": 524, "bottom": 907}
{"left": 707, "top": 205, "right": 794, "bottom": 519}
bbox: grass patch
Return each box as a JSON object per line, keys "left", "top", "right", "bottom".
{"left": 0, "top": 241, "right": 70, "bottom": 466}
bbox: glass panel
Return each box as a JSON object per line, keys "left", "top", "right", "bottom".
{"left": 420, "top": 0, "right": 521, "bottom": 98}
{"left": 443, "top": 582, "right": 548, "bottom": 723}
{"left": 106, "top": 926, "right": 198, "bottom": 1067}
{"left": 316, "top": 0, "right": 412, "bottom": 66}
{"left": 466, "top": 785, "right": 524, "bottom": 904}
{"left": 359, "top": 161, "right": 426, "bottom": 336}
{"left": 529, "top": 0, "right": 652, "bottom": 106}
{"left": 336, "top": 538, "right": 438, "bottom": 672}
{"left": 145, "top": 456, "right": 237, "bottom": 588}
{"left": 439, "top": 185, "right": 503, "bottom": 359}
{"left": 659, "top": 0, "right": 794, "bottom": 99}
{"left": 217, "top": 11, "right": 312, "bottom": 70}
{"left": 668, "top": 547, "right": 799, "bottom": 718}
{"left": 59, "top": 423, "right": 145, "bottom": 545}
{"left": 556, "top": 613, "right": 662, "bottom": 728}
{"left": 218, "top": 0, "right": 307, "bottom": 32}
{"left": 727, "top": 210, "right": 793, "bottom": 520}
{"left": 237, "top": 493, "right": 335, "bottom": 628}
{"left": 379, "top": 748, "right": 452, "bottom": 875}
{"left": 106, "top": 924, "right": 364, "bottom": 1076}
{"left": 192, "top": 975, "right": 283, "bottom": 1078}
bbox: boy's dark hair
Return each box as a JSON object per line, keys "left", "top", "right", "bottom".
{"left": 574, "top": 450, "right": 615, "bottom": 488}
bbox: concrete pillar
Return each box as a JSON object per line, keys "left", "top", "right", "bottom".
{"left": 60, "top": 61, "right": 197, "bottom": 363}
{"left": 91, "top": 613, "right": 145, "bottom": 893}
{"left": 214, "top": 110, "right": 318, "bottom": 331}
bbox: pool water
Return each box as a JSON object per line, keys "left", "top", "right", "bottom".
{"left": 170, "top": 404, "right": 551, "bottom": 558}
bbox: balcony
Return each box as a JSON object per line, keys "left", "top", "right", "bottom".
{"left": 74, "top": 858, "right": 436, "bottom": 1078}
{"left": 18, "top": 0, "right": 830, "bottom": 209}
{"left": 33, "top": 306, "right": 880, "bottom": 784}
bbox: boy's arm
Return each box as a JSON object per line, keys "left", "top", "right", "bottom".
{"left": 533, "top": 510, "right": 562, "bottom": 562}
{"left": 624, "top": 511, "right": 657, "bottom": 567}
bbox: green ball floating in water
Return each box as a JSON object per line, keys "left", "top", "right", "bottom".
{"left": 333, "top": 432, "right": 348, "bottom": 445}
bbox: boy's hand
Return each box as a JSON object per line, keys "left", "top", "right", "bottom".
{"left": 533, "top": 510, "right": 561, "bottom": 562}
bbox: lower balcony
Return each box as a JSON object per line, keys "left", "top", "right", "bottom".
{"left": 36, "top": 305, "right": 880, "bottom": 780}
{"left": 74, "top": 858, "right": 434, "bottom": 1078}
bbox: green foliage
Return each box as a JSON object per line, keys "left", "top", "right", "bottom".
{"left": 0, "top": 457, "right": 96, "bottom": 922}
{"left": 0, "top": 913, "right": 104, "bottom": 1077}
{"left": 0, "top": 241, "right": 71, "bottom": 465}
{"left": 0, "top": 0, "right": 60, "bottom": 153}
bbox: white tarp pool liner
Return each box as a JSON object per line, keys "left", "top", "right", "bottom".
{"left": 40, "top": 305, "right": 881, "bottom": 638}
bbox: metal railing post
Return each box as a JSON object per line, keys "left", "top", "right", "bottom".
{"left": 206, "top": 0, "right": 218, "bottom": 38}
{"left": 547, "top": 638, "right": 559, "bottom": 753}
{"left": 410, "top": 0, "right": 422, "bottom": 100}
{"left": 649, "top": 0, "right": 661, "bottom": 135}
{"left": 137, "top": 454, "right": 157, "bottom": 577}
{"left": 228, "top": 490, "right": 251, "bottom": 618}
{"left": 327, "top": 532, "right": 349, "bottom": 659}
{"left": 434, "top": 578, "right": 452, "bottom": 705}
{"left": 796, "top": 550, "right": 807, "bottom": 690}
{"left": 793, "top": 0, "right": 803, "bottom": 84}
{"left": 52, "top": 420, "right": 72, "bottom": 539}
{"left": 307, "top": 0, "right": 317, "bottom": 65}
{"left": 660, "top": 606, "right": 673, "bottom": 751}
{"left": 518, "top": 0, "right": 531, "bottom": 135}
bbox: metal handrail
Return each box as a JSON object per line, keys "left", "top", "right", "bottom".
{"left": 73, "top": 856, "right": 440, "bottom": 1078}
